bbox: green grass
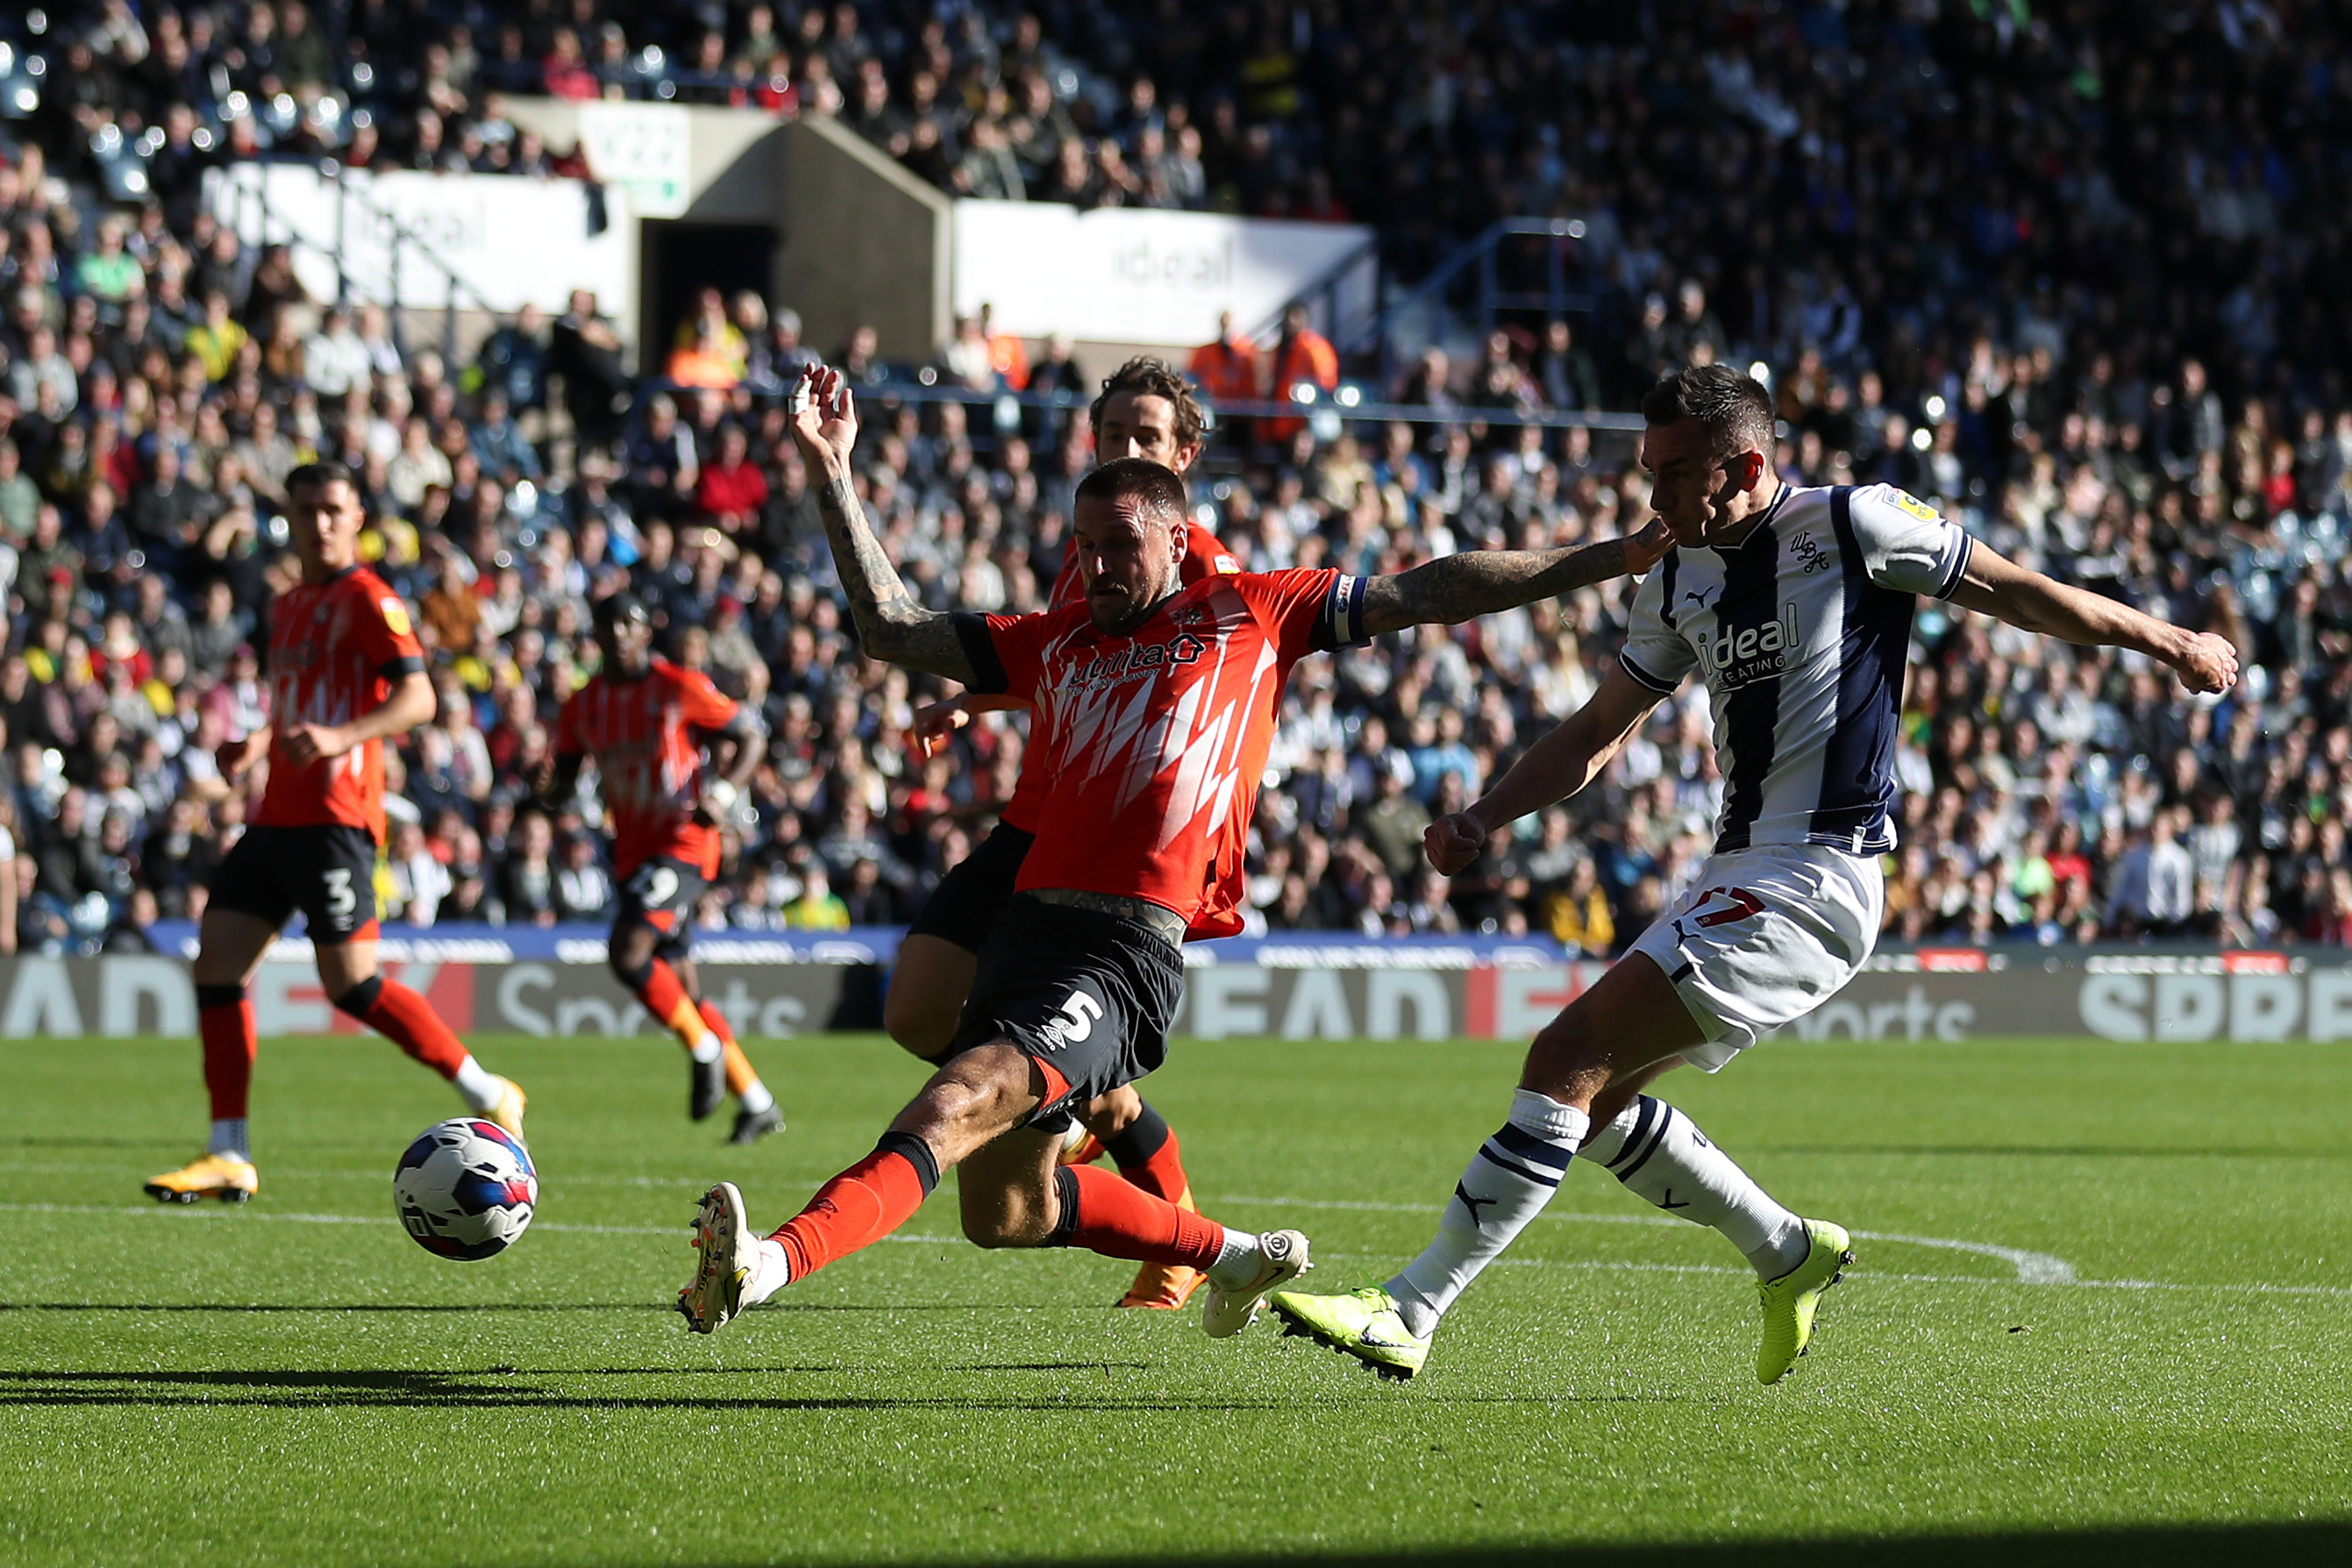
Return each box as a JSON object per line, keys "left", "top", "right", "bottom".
{"left": 3, "top": 1031, "right": 2349, "bottom": 1567}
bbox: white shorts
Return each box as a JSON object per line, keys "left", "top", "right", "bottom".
{"left": 1625, "top": 842, "right": 1884, "bottom": 1072}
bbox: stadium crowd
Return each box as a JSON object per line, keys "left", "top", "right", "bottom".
{"left": 0, "top": 1, "right": 2350, "bottom": 955}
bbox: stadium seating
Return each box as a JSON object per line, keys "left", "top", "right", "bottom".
{"left": 0, "top": 1, "right": 2346, "bottom": 954}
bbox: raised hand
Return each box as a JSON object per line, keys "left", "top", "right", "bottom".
{"left": 789, "top": 363, "right": 859, "bottom": 480}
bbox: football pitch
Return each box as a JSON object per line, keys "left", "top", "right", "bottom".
{"left": 4, "top": 1031, "right": 2348, "bottom": 1567}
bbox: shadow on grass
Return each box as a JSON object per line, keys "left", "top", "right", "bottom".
{"left": 0, "top": 1300, "right": 1067, "bottom": 1315}
{"left": 591, "top": 1525, "right": 2351, "bottom": 1568}
{"left": 1757, "top": 1144, "right": 2345, "bottom": 1160}
{"left": 0, "top": 1301, "right": 675, "bottom": 1314}
{"left": 0, "top": 1367, "right": 1678, "bottom": 1414}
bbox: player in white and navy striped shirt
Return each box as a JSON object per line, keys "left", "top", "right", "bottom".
{"left": 1269, "top": 366, "right": 2239, "bottom": 1385}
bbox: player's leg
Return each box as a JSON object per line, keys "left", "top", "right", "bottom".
{"left": 665, "top": 943, "right": 780, "bottom": 1141}
{"left": 677, "top": 1042, "right": 1041, "bottom": 1332}
{"left": 317, "top": 938, "right": 524, "bottom": 1135}
{"left": 1578, "top": 1057, "right": 1808, "bottom": 1277}
{"left": 953, "top": 1104, "right": 1305, "bottom": 1336}
{"left": 1393, "top": 951, "right": 1704, "bottom": 1330}
{"left": 883, "top": 823, "right": 1031, "bottom": 1061}
{"left": 882, "top": 933, "right": 974, "bottom": 1062}
{"left": 605, "top": 859, "right": 777, "bottom": 1134}
{"left": 1269, "top": 953, "right": 1701, "bottom": 1377}
{"left": 145, "top": 902, "right": 278, "bottom": 1201}
{"left": 303, "top": 829, "right": 524, "bottom": 1135}
{"left": 1074, "top": 1083, "right": 1209, "bottom": 1309}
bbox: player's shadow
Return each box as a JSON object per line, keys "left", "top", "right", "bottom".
{"left": 0, "top": 1301, "right": 676, "bottom": 1314}
{"left": 0, "top": 1369, "right": 1280, "bottom": 1414}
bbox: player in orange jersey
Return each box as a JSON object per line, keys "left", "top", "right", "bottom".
{"left": 672, "top": 369, "right": 1669, "bottom": 1342}
{"left": 541, "top": 593, "right": 780, "bottom": 1143}
{"left": 146, "top": 463, "right": 526, "bottom": 1205}
{"left": 888, "top": 356, "right": 1235, "bottom": 1310}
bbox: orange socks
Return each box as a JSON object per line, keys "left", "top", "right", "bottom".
{"left": 772, "top": 1133, "right": 938, "bottom": 1279}
{"left": 196, "top": 986, "right": 256, "bottom": 1121}
{"left": 1104, "top": 1102, "right": 1193, "bottom": 1204}
{"left": 1055, "top": 1165, "right": 1226, "bottom": 1269}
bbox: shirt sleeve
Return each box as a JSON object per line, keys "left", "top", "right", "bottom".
{"left": 353, "top": 582, "right": 426, "bottom": 677}
{"left": 950, "top": 609, "right": 1057, "bottom": 700}
{"left": 1237, "top": 567, "right": 1371, "bottom": 658}
{"left": 676, "top": 667, "right": 741, "bottom": 731}
{"left": 1616, "top": 566, "right": 1697, "bottom": 695}
{"left": 1847, "top": 483, "right": 1972, "bottom": 599}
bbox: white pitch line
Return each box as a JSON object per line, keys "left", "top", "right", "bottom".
{"left": 9, "top": 1201, "right": 2352, "bottom": 1301}
{"left": 0, "top": 1201, "right": 951, "bottom": 1245}
{"left": 1214, "top": 1194, "right": 2078, "bottom": 1285}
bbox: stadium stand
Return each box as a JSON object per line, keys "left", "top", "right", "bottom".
{"left": 0, "top": 1, "right": 2347, "bottom": 955}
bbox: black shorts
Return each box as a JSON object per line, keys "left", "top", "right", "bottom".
{"left": 615, "top": 856, "right": 708, "bottom": 959}
{"left": 906, "top": 823, "right": 1035, "bottom": 953}
{"left": 947, "top": 896, "right": 1186, "bottom": 1130}
{"left": 209, "top": 823, "right": 380, "bottom": 944}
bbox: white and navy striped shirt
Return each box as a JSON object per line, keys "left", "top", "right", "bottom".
{"left": 1618, "top": 482, "right": 1971, "bottom": 858}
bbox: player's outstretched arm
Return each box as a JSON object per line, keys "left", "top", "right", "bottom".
{"left": 1943, "top": 540, "right": 2239, "bottom": 693}
{"left": 1425, "top": 661, "right": 1665, "bottom": 874}
{"left": 282, "top": 672, "right": 437, "bottom": 766}
{"left": 789, "top": 364, "right": 980, "bottom": 685}
{"left": 1357, "top": 518, "right": 1673, "bottom": 638}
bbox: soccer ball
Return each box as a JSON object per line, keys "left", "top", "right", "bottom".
{"left": 393, "top": 1118, "right": 538, "bottom": 1261}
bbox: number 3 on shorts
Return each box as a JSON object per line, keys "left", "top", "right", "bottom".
{"left": 322, "top": 867, "right": 357, "bottom": 923}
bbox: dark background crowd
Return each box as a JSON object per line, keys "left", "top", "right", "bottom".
{"left": 0, "top": 0, "right": 2348, "bottom": 956}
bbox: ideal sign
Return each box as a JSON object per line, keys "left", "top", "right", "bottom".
{"left": 951, "top": 202, "right": 1373, "bottom": 346}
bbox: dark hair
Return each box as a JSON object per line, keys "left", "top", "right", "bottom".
{"left": 1639, "top": 366, "right": 1776, "bottom": 462}
{"left": 1074, "top": 456, "right": 1188, "bottom": 524}
{"left": 1089, "top": 356, "right": 1206, "bottom": 453}
{"left": 287, "top": 460, "right": 358, "bottom": 495}
{"left": 595, "top": 591, "right": 652, "bottom": 629}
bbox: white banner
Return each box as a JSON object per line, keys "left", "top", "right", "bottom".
{"left": 951, "top": 201, "right": 1372, "bottom": 346}
{"left": 205, "top": 163, "right": 636, "bottom": 316}
{"left": 574, "top": 101, "right": 691, "bottom": 218}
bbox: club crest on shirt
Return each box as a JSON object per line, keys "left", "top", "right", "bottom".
{"left": 1692, "top": 600, "right": 1802, "bottom": 690}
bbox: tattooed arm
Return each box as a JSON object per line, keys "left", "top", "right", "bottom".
{"left": 789, "top": 365, "right": 982, "bottom": 684}
{"left": 1357, "top": 518, "right": 1675, "bottom": 637}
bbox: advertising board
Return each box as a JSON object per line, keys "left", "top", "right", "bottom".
{"left": 951, "top": 201, "right": 1373, "bottom": 346}
{"left": 205, "top": 162, "right": 637, "bottom": 314}
{"left": 7, "top": 939, "right": 2349, "bottom": 1044}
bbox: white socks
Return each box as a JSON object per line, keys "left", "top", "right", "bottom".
{"left": 1579, "top": 1095, "right": 1808, "bottom": 1279}
{"left": 450, "top": 1056, "right": 504, "bottom": 1114}
{"left": 688, "top": 1031, "right": 723, "bottom": 1065}
{"left": 208, "top": 1119, "right": 251, "bottom": 1161}
{"left": 1389, "top": 1089, "right": 1588, "bottom": 1338}
{"left": 738, "top": 1080, "right": 776, "bottom": 1115}
{"left": 1207, "top": 1228, "right": 1265, "bottom": 1287}
{"left": 743, "top": 1237, "right": 790, "bottom": 1307}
